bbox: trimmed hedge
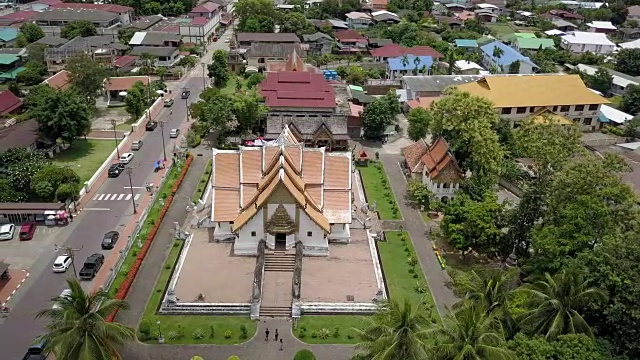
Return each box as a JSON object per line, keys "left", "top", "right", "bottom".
{"left": 106, "top": 155, "right": 194, "bottom": 322}
{"left": 293, "top": 349, "right": 316, "bottom": 360}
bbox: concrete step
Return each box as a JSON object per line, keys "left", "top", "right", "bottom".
{"left": 264, "top": 253, "right": 296, "bottom": 272}
{"left": 260, "top": 306, "right": 292, "bottom": 318}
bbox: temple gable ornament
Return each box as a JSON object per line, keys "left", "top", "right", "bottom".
{"left": 266, "top": 204, "right": 296, "bottom": 235}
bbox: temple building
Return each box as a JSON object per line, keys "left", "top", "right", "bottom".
{"left": 210, "top": 126, "right": 353, "bottom": 256}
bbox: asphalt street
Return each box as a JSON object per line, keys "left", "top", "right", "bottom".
{"left": 0, "top": 75, "right": 207, "bottom": 359}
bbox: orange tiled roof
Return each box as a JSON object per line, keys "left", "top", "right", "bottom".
{"left": 420, "top": 137, "right": 462, "bottom": 178}
{"left": 401, "top": 139, "right": 429, "bottom": 173}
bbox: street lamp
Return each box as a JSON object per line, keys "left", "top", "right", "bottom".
{"left": 158, "top": 120, "right": 168, "bottom": 161}
{"left": 62, "top": 163, "right": 80, "bottom": 213}
{"left": 54, "top": 244, "right": 83, "bottom": 278}
{"left": 182, "top": 87, "right": 190, "bottom": 122}
{"left": 157, "top": 320, "right": 164, "bottom": 344}
{"left": 201, "top": 62, "right": 207, "bottom": 89}
{"left": 109, "top": 119, "right": 121, "bottom": 159}
{"left": 124, "top": 167, "right": 138, "bottom": 214}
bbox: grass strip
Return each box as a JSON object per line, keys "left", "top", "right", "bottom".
{"left": 192, "top": 159, "right": 212, "bottom": 203}
{"left": 357, "top": 162, "right": 402, "bottom": 220}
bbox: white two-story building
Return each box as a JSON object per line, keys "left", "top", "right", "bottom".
{"left": 560, "top": 31, "right": 616, "bottom": 54}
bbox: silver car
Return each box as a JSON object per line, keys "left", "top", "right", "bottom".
{"left": 0, "top": 223, "right": 15, "bottom": 241}
{"left": 169, "top": 129, "right": 180, "bottom": 138}
{"left": 131, "top": 140, "right": 143, "bottom": 150}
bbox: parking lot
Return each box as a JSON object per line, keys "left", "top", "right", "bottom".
{"left": 0, "top": 225, "right": 65, "bottom": 270}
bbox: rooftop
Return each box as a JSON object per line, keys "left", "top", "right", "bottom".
{"left": 587, "top": 21, "right": 616, "bottom": 30}
{"left": 576, "top": 63, "right": 640, "bottom": 89}
{"left": 515, "top": 37, "right": 555, "bottom": 50}
{"left": 456, "top": 74, "right": 610, "bottom": 108}
{"left": 129, "top": 31, "right": 181, "bottom": 46}
{"left": 129, "top": 46, "right": 177, "bottom": 57}
{"left": 0, "top": 90, "right": 22, "bottom": 114}
{"left": 0, "top": 27, "right": 17, "bottom": 42}
{"left": 235, "top": 32, "right": 300, "bottom": 43}
{"left": 104, "top": 76, "right": 150, "bottom": 91}
{"left": 50, "top": 2, "right": 133, "bottom": 13}
{"left": 387, "top": 55, "right": 433, "bottom": 71}
{"left": 403, "top": 74, "right": 484, "bottom": 92}
{"left": 128, "top": 15, "right": 165, "bottom": 30}
{"left": 190, "top": 1, "right": 220, "bottom": 13}
{"left": 345, "top": 11, "right": 371, "bottom": 19}
{"left": 454, "top": 39, "right": 478, "bottom": 47}
{"left": 0, "top": 53, "right": 20, "bottom": 65}
{"left": 34, "top": 9, "right": 119, "bottom": 23}
{"left": 454, "top": 60, "right": 484, "bottom": 71}
{"left": 480, "top": 41, "right": 537, "bottom": 67}
{"left": 370, "top": 43, "right": 443, "bottom": 58}
{"left": 561, "top": 31, "right": 615, "bottom": 46}
{"left": 34, "top": 35, "right": 67, "bottom": 47}
{"left": 258, "top": 71, "right": 336, "bottom": 109}
{"left": 334, "top": 29, "right": 367, "bottom": 42}
{"left": 42, "top": 69, "right": 71, "bottom": 90}
{"left": 0, "top": 119, "right": 38, "bottom": 153}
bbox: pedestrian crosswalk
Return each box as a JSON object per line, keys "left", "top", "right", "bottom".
{"left": 92, "top": 193, "right": 141, "bottom": 201}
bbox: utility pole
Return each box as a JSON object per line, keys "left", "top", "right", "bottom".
{"left": 158, "top": 120, "right": 168, "bottom": 161}
{"left": 109, "top": 119, "right": 121, "bottom": 159}
{"left": 125, "top": 167, "right": 138, "bottom": 214}
{"left": 182, "top": 87, "right": 190, "bottom": 122}
{"left": 201, "top": 62, "right": 207, "bottom": 89}
{"left": 62, "top": 164, "right": 79, "bottom": 213}
{"left": 54, "top": 244, "right": 83, "bottom": 278}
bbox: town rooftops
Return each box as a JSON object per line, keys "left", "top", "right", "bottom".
{"left": 42, "top": 70, "right": 71, "bottom": 90}
{"left": 235, "top": 32, "right": 300, "bottom": 43}
{"left": 516, "top": 37, "right": 555, "bottom": 49}
{"left": 480, "top": 41, "right": 537, "bottom": 67}
{"left": 387, "top": 55, "right": 433, "bottom": 71}
{"left": 454, "top": 39, "right": 478, "bottom": 47}
{"left": 345, "top": 11, "right": 371, "bottom": 19}
{"left": 128, "top": 15, "right": 165, "bottom": 30}
{"left": 50, "top": 2, "right": 133, "bottom": 13}
{"left": 370, "top": 43, "right": 443, "bottom": 58}
{"left": 561, "top": 31, "right": 615, "bottom": 45}
{"left": 0, "top": 28, "right": 17, "bottom": 42}
{"left": 259, "top": 71, "right": 336, "bottom": 109}
{"left": 629, "top": 5, "right": 640, "bottom": 17}
{"left": 587, "top": 21, "right": 616, "bottom": 30}
{"left": 0, "top": 90, "right": 22, "bottom": 115}
{"left": 403, "top": 75, "right": 484, "bottom": 93}
{"left": 129, "top": 31, "right": 181, "bottom": 46}
{"left": 0, "top": 119, "right": 39, "bottom": 153}
{"left": 0, "top": 10, "right": 37, "bottom": 25}
{"left": 189, "top": 1, "right": 220, "bottom": 13}
{"left": 334, "top": 29, "right": 367, "bottom": 42}
{"left": 34, "top": 8, "right": 119, "bottom": 23}
{"left": 129, "top": 46, "right": 177, "bottom": 57}
{"left": 456, "top": 74, "right": 610, "bottom": 108}
{"left": 0, "top": 53, "right": 20, "bottom": 65}
{"left": 34, "top": 35, "right": 67, "bottom": 47}
{"left": 104, "top": 76, "right": 150, "bottom": 91}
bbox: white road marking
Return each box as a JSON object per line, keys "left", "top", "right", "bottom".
{"left": 124, "top": 186, "right": 146, "bottom": 189}
{"left": 125, "top": 194, "right": 132, "bottom": 200}
{"left": 117, "top": 194, "right": 125, "bottom": 200}
{"left": 134, "top": 194, "right": 141, "bottom": 201}
{"left": 83, "top": 208, "right": 111, "bottom": 211}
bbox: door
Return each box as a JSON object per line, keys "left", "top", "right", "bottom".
{"left": 275, "top": 233, "right": 286, "bottom": 251}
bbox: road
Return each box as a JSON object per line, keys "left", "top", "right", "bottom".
{"left": 0, "top": 36, "right": 230, "bottom": 358}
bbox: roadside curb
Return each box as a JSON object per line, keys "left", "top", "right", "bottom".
{"left": 1, "top": 270, "right": 29, "bottom": 307}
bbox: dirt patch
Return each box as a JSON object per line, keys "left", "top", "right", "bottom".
{"left": 92, "top": 107, "right": 131, "bottom": 131}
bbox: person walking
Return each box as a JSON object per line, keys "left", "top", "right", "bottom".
{"left": 274, "top": 329, "right": 279, "bottom": 342}
{"left": 265, "top": 328, "right": 269, "bottom": 341}
{"left": 279, "top": 338, "right": 283, "bottom": 351}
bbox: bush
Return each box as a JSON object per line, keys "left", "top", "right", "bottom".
{"left": 224, "top": 330, "right": 232, "bottom": 339}
{"left": 228, "top": 356, "right": 240, "bottom": 360}
{"left": 209, "top": 325, "right": 215, "bottom": 338}
{"left": 332, "top": 325, "right": 340, "bottom": 338}
{"left": 192, "top": 328, "right": 205, "bottom": 339}
{"left": 317, "top": 328, "right": 331, "bottom": 339}
{"left": 138, "top": 319, "right": 151, "bottom": 340}
{"left": 347, "top": 333, "right": 354, "bottom": 339}
{"left": 167, "top": 331, "right": 181, "bottom": 340}
{"left": 239, "top": 324, "right": 248, "bottom": 339}
{"left": 414, "top": 281, "right": 427, "bottom": 294}
{"left": 298, "top": 329, "right": 306, "bottom": 338}
{"left": 407, "top": 256, "right": 418, "bottom": 266}
{"left": 294, "top": 349, "right": 317, "bottom": 360}
{"left": 191, "top": 357, "right": 204, "bottom": 360}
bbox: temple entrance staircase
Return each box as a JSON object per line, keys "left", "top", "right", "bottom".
{"left": 260, "top": 250, "right": 295, "bottom": 317}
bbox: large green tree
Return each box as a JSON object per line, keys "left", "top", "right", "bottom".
{"left": 620, "top": 83, "right": 640, "bottom": 115}
{"left": 507, "top": 333, "right": 610, "bottom": 360}
{"left": 36, "top": 278, "right": 135, "bottom": 360}
{"left": 614, "top": 48, "right": 640, "bottom": 76}
{"left": 427, "top": 88, "right": 504, "bottom": 193}
{"left": 19, "top": 22, "right": 45, "bottom": 44}
{"left": 279, "top": 12, "right": 315, "bottom": 36}
{"left": 362, "top": 91, "right": 400, "bottom": 140}
{"left": 66, "top": 53, "right": 110, "bottom": 103}
{"left": 30, "top": 165, "right": 81, "bottom": 202}
{"left": 233, "top": 89, "right": 267, "bottom": 134}
{"left": 0, "top": 148, "right": 50, "bottom": 201}
{"left": 235, "top": 0, "right": 279, "bottom": 32}
{"left": 516, "top": 269, "right": 608, "bottom": 339}
{"left": 582, "top": 67, "right": 613, "bottom": 95}
{"left": 124, "top": 81, "right": 148, "bottom": 119}
{"left": 352, "top": 299, "right": 434, "bottom": 360}
{"left": 207, "top": 50, "right": 230, "bottom": 88}
{"left": 407, "top": 107, "right": 430, "bottom": 141}
{"left": 190, "top": 90, "right": 234, "bottom": 135}
{"left": 60, "top": 20, "right": 97, "bottom": 39}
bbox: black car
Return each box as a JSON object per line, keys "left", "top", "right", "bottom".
{"left": 181, "top": 90, "right": 190, "bottom": 99}
{"left": 107, "top": 163, "right": 125, "bottom": 178}
{"left": 101, "top": 230, "right": 120, "bottom": 249}
{"left": 22, "top": 338, "right": 48, "bottom": 360}
{"left": 79, "top": 253, "right": 104, "bottom": 280}
{"left": 145, "top": 121, "right": 158, "bottom": 131}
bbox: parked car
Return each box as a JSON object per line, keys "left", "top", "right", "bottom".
{"left": 119, "top": 152, "right": 134, "bottom": 164}
{"left": 164, "top": 99, "right": 174, "bottom": 107}
{"left": 101, "top": 230, "right": 119, "bottom": 249}
{"left": 181, "top": 90, "right": 190, "bottom": 99}
{"left": 22, "top": 338, "right": 48, "bottom": 360}
{"left": 52, "top": 288, "right": 72, "bottom": 309}
{"left": 79, "top": 253, "right": 104, "bottom": 280}
{"left": 108, "top": 163, "right": 125, "bottom": 178}
{"left": 169, "top": 128, "right": 180, "bottom": 138}
{"left": 145, "top": 121, "right": 158, "bottom": 131}
{"left": 52, "top": 255, "right": 72, "bottom": 273}
{"left": 0, "top": 223, "right": 15, "bottom": 241}
{"left": 19, "top": 223, "right": 36, "bottom": 240}
{"left": 131, "top": 140, "right": 143, "bottom": 151}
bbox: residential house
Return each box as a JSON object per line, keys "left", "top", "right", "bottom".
{"left": 480, "top": 41, "right": 538, "bottom": 74}
{"left": 401, "top": 137, "right": 463, "bottom": 202}
{"left": 259, "top": 71, "right": 351, "bottom": 149}
{"left": 454, "top": 39, "right": 479, "bottom": 52}
{"left": 334, "top": 29, "right": 368, "bottom": 53}
{"left": 445, "top": 3, "right": 469, "bottom": 12}
{"left": 455, "top": 11, "right": 476, "bottom": 22}
{"left": 243, "top": 43, "right": 304, "bottom": 72}
{"left": 434, "top": 15, "right": 463, "bottom": 29}
{"left": 345, "top": 12, "right": 373, "bottom": 29}
{"left": 370, "top": 43, "right": 443, "bottom": 62}
{"left": 541, "top": 9, "right": 584, "bottom": 22}
{"left": 475, "top": 3, "right": 500, "bottom": 14}
{"left": 371, "top": 10, "right": 400, "bottom": 24}
{"left": 620, "top": 38, "right": 640, "bottom": 49}
{"left": 455, "top": 74, "right": 610, "bottom": 130}
{"left": 33, "top": 35, "right": 67, "bottom": 48}
{"left": 0, "top": 28, "right": 18, "bottom": 47}
{"left": 560, "top": 31, "right": 615, "bottom": 54}
{"left": 387, "top": 55, "right": 433, "bottom": 80}
{"left": 402, "top": 74, "right": 484, "bottom": 99}
{"left": 0, "top": 90, "right": 23, "bottom": 116}
{"left": 49, "top": 3, "right": 133, "bottom": 25}
{"left": 33, "top": 9, "right": 121, "bottom": 29}
{"left": 551, "top": 18, "right": 578, "bottom": 32}
{"left": 0, "top": 119, "right": 40, "bottom": 154}
{"left": 129, "top": 31, "right": 181, "bottom": 48}
{"left": 235, "top": 32, "right": 300, "bottom": 48}
{"left": 179, "top": 16, "right": 219, "bottom": 44}
{"left": 368, "top": 38, "right": 393, "bottom": 48}
{"left": 628, "top": 5, "right": 640, "bottom": 22}
{"left": 587, "top": 21, "right": 617, "bottom": 33}
{"left": 129, "top": 46, "right": 180, "bottom": 67}
{"left": 188, "top": 1, "right": 220, "bottom": 18}
{"left": 348, "top": 102, "right": 363, "bottom": 138}
{"left": 309, "top": 19, "right": 348, "bottom": 30}
{"left": 474, "top": 9, "right": 498, "bottom": 22}
{"left": 618, "top": 27, "right": 640, "bottom": 41}
{"left": 575, "top": 63, "right": 640, "bottom": 96}
{"left": 598, "top": 104, "right": 633, "bottom": 126}
{"left": 0, "top": 52, "right": 25, "bottom": 82}
{"left": 44, "top": 35, "right": 126, "bottom": 73}
{"left": 113, "top": 55, "right": 138, "bottom": 73}
{"left": 302, "top": 32, "right": 333, "bottom": 55}
{"left": 454, "top": 60, "right": 485, "bottom": 74}
{"left": 127, "top": 15, "right": 165, "bottom": 31}
{"left": 0, "top": 10, "right": 38, "bottom": 27}
{"left": 514, "top": 37, "right": 555, "bottom": 52}
{"left": 103, "top": 75, "right": 150, "bottom": 105}
{"left": 42, "top": 69, "right": 71, "bottom": 90}
{"left": 371, "top": 0, "right": 388, "bottom": 10}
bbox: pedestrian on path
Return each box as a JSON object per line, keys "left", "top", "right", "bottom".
{"left": 265, "top": 328, "right": 269, "bottom": 341}
{"left": 274, "top": 329, "right": 279, "bottom": 342}
{"left": 279, "top": 338, "right": 283, "bottom": 351}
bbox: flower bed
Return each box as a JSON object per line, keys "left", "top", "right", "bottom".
{"left": 106, "top": 155, "right": 193, "bottom": 322}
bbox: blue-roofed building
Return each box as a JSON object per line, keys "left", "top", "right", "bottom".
{"left": 454, "top": 39, "right": 479, "bottom": 52}
{"left": 480, "top": 41, "right": 538, "bottom": 74}
{"left": 0, "top": 27, "right": 18, "bottom": 46}
{"left": 387, "top": 55, "right": 433, "bottom": 80}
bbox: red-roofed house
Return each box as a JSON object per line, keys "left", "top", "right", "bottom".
{"left": 42, "top": 70, "right": 71, "bottom": 90}
{"left": 0, "top": 10, "right": 37, "bottom": 26}
{"left": 259, "top": 71, "right": 336, "bottom": 109}
{"left": 371, "top": 0, "right": 388, "bottom": 10}
{"left": 50, "top": 3, "right": 133, "bottom": 24}
{"left": 401, "top": 137, "right": 463, "bottom": 202}
{"left": 334, "top": 29, "right": 368, "bottom": 53}
{"left": 113, "top": 55, "right": 138, "bottom": 73}
{"left": 188, "top": 1, "right": 220, "bottom": 18}
{"left": 0, "top": 90, "right": 23, "bottom": 115}
{"left": 370, "top": 44, "right": 444, "bottom": 62}
{"left": 103, "top": 76, "right": 150, "bottom": 105}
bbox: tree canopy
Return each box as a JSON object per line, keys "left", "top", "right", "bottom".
{"left": 61, "top": 20, "right": 97, "bottom": 39}
{"left": 18, "top": 22, "right": 45, "bottom": 44}
{"left": 207, "top": 50, "right": 230, "bottom": 87}
{"left": 361, "top": 91, "right": 400, "bottom": 140}
{"left": 615, "top": 48, "right": 640, "bottom": 77}
{"left": 66, "top": 54, "right": 110, "bottom": 103}
{"left": 124, "top": 81, "right": 148, "bottom": 119}
{"left": 235, "top": 0, "right": 279, "bottom": 32}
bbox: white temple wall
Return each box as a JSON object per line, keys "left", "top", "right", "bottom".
{"left": 235, "top": 209, "right": 264, "bottom": 255}
{"left": 298, "top": 210, "right": 325, "bottom": 248}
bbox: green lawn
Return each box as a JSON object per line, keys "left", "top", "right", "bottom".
{"left": 52, "top": 139, "right": 116, "bottom": 182}
{"left": 487, "top": 23, "right": 515, "bottom": 40}
{"left": 295, "top": 315, "right": 365, "bottom": 344}
{"left": 220, "top": 76, "right": 247, "bottom": 95}
{"left": 357, "top": 162, "right": 402, "bottom": 220}
{"left": 379, "top": 231, "right": 439, "bottom": 323}
{"left": 108, "top": 160, "right": 184, "bottom": 297}
{"left": 139, "top": 239, "right": 256, "bottom": 344}
{"left": 192, "top": 159, "right": 212, "bottom": 203}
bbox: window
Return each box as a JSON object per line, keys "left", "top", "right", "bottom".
{"left": 583, "top": 117, "right": 593, "bottom": 125}
{"left": 552, "top": 106, "right": 558, "bottom": 112}
{"left": 529, "top": 107, "right": 536, "bottom": 113}
{"left": 588, "top": 104, "right": 599, "bottom": 111}
{"left": 501, "top": 107, "right": 511, "bottom": 115}
{"left": 307, "top": 231, "right": 313, "bottom": 237}
{"left": 251, "top": 231, "right": 256, "bottom": 237}
{"left": 559, "top": 105, "right": 570, "bottom": 112}
{"left": 516, "top": 107, "right": 527, "bottom": 114}
{"left": 574, "top": 105, "right": 585, "bottom": 111}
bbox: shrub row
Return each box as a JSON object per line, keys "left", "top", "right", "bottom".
{"left": 106, "top": 155, "right": 194, "bottom": 322}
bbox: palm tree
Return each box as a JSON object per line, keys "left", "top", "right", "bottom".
{"left": 352, "top": 299, "right": 434, "bottom": 360}
{"left": 413, "top": 56, "right": 422, "bottom": 75}
{"left": 516, "top": 268, "right": 608, "bottom": 339}
{"left": 35, "top": 278, "right": 136, "bottom": 360}
{"left": 428, "top": 306, "right": 515, "bottom": 360}
{"left": 492, "top": 46, "right": 504, "bottom": 59}
{"left": 401, "top": 54, "right": 410, "bottom": 69}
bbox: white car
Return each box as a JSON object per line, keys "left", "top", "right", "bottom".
{"left": 52, "top": 255, "right": 72, "bottom": 273}
{"left": 52, "top": 289, "right": 72, "bottom": 309}
{"left": 0, "top": 223, "right": 15, "bottom": 241}
{"left": 169, "top": 129, "right": 180, "bottom": 138}
{"left": 119, "top": 152, "right": 134, "bottom": 164}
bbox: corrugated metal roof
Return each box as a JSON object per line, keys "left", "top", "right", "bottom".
{"left": 129, "top": 31, "right": 146, "bottom": 45}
